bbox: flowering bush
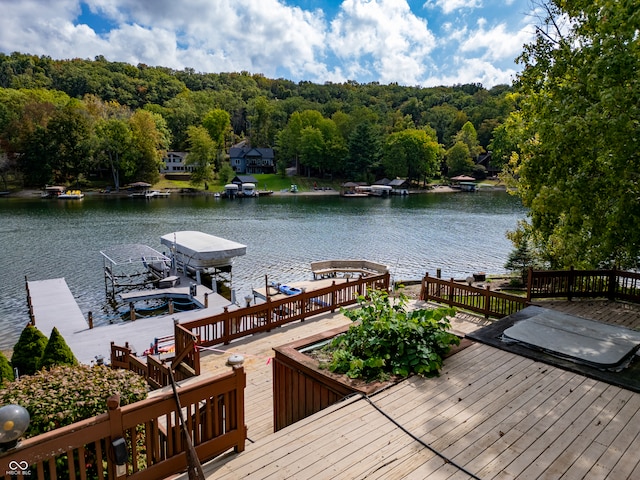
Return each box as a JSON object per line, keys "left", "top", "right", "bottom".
{"left": 326, "top": 289, "right": 459, "bottom": 381}
{"left": 0, "top": 364, "right": 148, "bottom": 437}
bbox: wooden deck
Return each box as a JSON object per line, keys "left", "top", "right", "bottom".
{"left": 177, "top": 298, "right": 640, "bottom": 479}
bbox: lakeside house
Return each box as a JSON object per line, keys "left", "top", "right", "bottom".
{"left": 161, "top": 151, "right": 194, "bottom": 174}
{"left": 229, "top": 141, "right": 275, "bottom": 174}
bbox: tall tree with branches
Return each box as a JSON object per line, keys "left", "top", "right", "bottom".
{"left": 504, "top": 0, "right": 640, "bottom": 269}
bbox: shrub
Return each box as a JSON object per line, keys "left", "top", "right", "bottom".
{"left": 326, "top": 289, "right": 459, "bottom": 381}
{"left": 39, "top": 327, "right": 78, "bottom": 369}
{"left": 11, "top": 324, "right": 48, "bottom": 376}
{"left": 0, "top": 351, "right": 14, "bottom": 384}
{"left": 0, "top": 364, "right": 148, "bottom": 438}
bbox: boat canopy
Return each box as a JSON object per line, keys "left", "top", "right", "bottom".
{"left": 224, "top": 184, "right": 239, "bottom": 190}
{"left": 100, "top": 244, "right": 170, "bottom": 267}
{"left": 160, "top": 231, "right": 247, "bottom": 269}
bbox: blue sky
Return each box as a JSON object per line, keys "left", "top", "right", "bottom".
{"left": 0, "top": 0, "right": 537, "bottom": 88}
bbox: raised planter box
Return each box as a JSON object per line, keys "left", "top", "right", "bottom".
{"left": 272, "top": 323, "right": 470, "bottom": 432}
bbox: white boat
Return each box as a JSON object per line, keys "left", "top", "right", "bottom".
{"left": 145, "top": 190, "right": 171, "bottom": 198}
{"left": 41, "top": 185, "right": 65, "bottom": 198}
{"left": 58, "top": 190, "right": 84, "bottom": 199}
{"left": 241, "top": 183, "right": 257, "bottom": 197}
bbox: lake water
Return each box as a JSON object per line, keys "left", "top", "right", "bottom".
{"left": 0, "top": 190, "right": 526, "bottom": 350}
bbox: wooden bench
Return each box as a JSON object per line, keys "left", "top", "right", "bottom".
{"left": 311, "top": 260, "right": 389, "bottom": 280}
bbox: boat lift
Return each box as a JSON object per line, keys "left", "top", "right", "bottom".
{"left": 100, "top": 244, "right": 172, "bottom": 302}
{"left": 160, "top": 231, "right": 247, "bottom": 296}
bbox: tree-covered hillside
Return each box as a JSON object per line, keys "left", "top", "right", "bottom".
{"left": 0, "top": 52, "right": 514, "bottom": 188}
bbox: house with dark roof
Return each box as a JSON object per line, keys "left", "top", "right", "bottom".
{"left": 388, "top": 178, "right": 410, "bottom": 195}
{"left": 161, "top": 151, "right": 194, "bottom": 174}
{"left": 229, "top": 142, "right": 275, "bottom": 174}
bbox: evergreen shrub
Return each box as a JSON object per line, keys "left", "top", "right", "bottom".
{"left": 39, "top": 327, "right": 78, "bottom": 369}
{"left": 11, "top": 324, "right": 48, "bottom": 376}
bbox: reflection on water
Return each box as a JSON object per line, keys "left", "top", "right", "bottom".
{"left": 0, "top": 191, "right": 526, "bottom": 350}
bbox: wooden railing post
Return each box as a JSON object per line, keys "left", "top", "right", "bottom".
{"left": 420, "top": 273, "right": 427, "bottom": 300}
{"left": 608, "top": 268, "right": 617, "bottom": 300}
{"left": 568, "top": 266, "right": 575, "bottom": 301}
{"left": 106, "top": 394, "right": 126, "bottom": 479}
{"left": 266, "top": 296, "right": 273, "bottom": 331}
{"left": 526, "top": 268, "right": 533, "bottom": 302}
{"left": 25, "top": 275, "right": 35, "bottom": 325}
{"left": 331, "top": 281, "right": 337, "bottom": 312}
{"left": 448, "top": 278, "right": 455, "bottom": 308}
{"left": 223, "top": 306, "right": 230, "bottom": 344}
{"left": 484, "top": 286, "right": 491, "bottom": 318}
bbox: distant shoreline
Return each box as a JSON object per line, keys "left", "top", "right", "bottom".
{"left": 5, "top": 184, "right": 506, "bottom": 199}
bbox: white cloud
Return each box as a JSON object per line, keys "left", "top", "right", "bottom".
{"left": 0, "top": 0, "right": 528, "bottom": 87}
{"left": 328, "top": 0, "right": 436, "bottom": 84}
{"left": 459, "top": 20, "right": 535, "bottom": 62}
{"left": 425, "top": 0, "right": 482, "bottom": 15}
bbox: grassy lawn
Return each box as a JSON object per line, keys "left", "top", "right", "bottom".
{"left": 153, "top": 174, "right": 343, "bottom": 193}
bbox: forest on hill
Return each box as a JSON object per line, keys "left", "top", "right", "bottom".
{"left": 0, "top": 52, "right": 514, "bottom": 188}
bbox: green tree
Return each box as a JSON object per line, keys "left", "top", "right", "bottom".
{"left": 39, "top": 327, "right": 78, "bottom": 370}
{"left": 185, "top": 125, "right": 216, "bottom": 186}
{"left": 382, "top": 129, "right": 441, "bottom": 185}
{"left": 127, "top": 110, "right": 170, "bottom": 183}
{"left": 504, "top": 229, "right": 538, "bottom": 285}
{"left": 346, "top": 121, "right": 380, "bottom": 181}
{"left": 95, "top": 118, "right": 133, "bottom": 191}
{"left": 454, "top": 121, "right": 483, "bottom": 161}
{"left": 11, "top": 325, "right": 47, "bottom": 376}
{"left": 46, "top": 102, "right": 93, "bottom": 184}
{"left": 446, "top": 142, "right": 474, "bottom": 177}
{"left": 202, "top": 108, "right": 231, "bottom": 170}
{"left": 505, "top": 0, "right": 640, "bottom": 269}
{"left": 247, "top": 96, "right": 274, "bottom": 147}
{"left": 299, "top": 126, "right": 325, "bottom": 176}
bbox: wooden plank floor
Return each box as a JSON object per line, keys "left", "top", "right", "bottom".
{"left": 28, "top": 278, "right": 88, "bottom": 336}
{"left": 169, "top": 298, "right": 640, "bottom": 480}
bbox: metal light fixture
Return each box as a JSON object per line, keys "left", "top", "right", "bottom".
{"left": 226, "top": 354, "right": 245, "bottom": 367}
{"left": 0, "top": 405, "right": 30, "bottom": 452}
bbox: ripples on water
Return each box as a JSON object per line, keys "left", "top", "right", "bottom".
{"left": 0, "top": 191, "right": 526, "bottom": 350}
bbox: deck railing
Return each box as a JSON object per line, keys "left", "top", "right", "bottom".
{"left": 112, "top": 274, "right": 389, "bottom": 386}
{"left": 0, "top": 368, "right": 246, "bottom": 480}
{"left": 420, "top": 273, "right": 528, "bottom": 318}
{"left": 182, "top": 274, "right": 389, "bottom": 348}
{"left": 527, "top": 268, "right": 640, "bottom": 302}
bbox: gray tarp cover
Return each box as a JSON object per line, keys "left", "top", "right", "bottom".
{"left": 503, "top": 309, "right": 640, "bottom": 368}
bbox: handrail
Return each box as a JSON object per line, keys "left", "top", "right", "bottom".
{"left": 111, "top": 274, "right": 389, "bottom": 386}
{"left": 527, "top": 267, "right": 640, "bottom": 302}
{"left": 0, "top": 369, "right": 246, "bottom": 480}
{"left": 182, "top": 273, "right": 390, "bottom": 348}
{"left": 420, "top": 273, "right": 528, "bottom": 318}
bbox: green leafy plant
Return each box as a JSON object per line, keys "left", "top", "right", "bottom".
{"left": 326, "top": 289, "right": 459, "bottom": 381}
{"left": 11, "top": 324, "right": 48, "bottom": 376}
{"left": 0, "top": 351, "right": 14, "bottom": 384}
{"left": 0, "top": 364, "right": 148, "bottom": 437}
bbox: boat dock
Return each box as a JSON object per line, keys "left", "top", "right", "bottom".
{"left": 26, "top": 277, "right": 236, "bottom": 365}
{"left": 27, "top": 278, "right": 89, "bottom": 337}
